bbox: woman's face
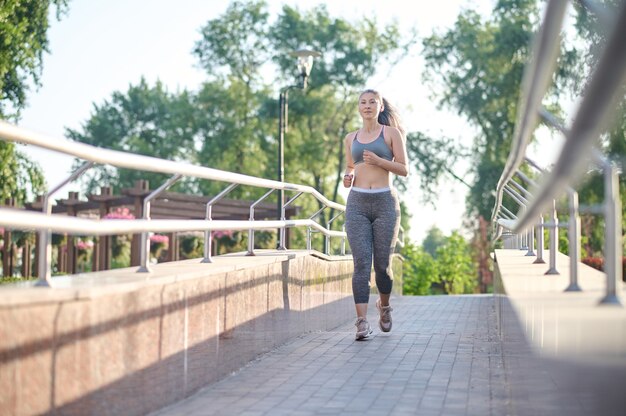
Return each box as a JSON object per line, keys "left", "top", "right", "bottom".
{"left": 358, "top": 92, "right": 382, "bottom": 121}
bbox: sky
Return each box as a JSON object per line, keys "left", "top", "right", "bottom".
{"left": 17, "top": 0, "right": 514, "bottom": 244}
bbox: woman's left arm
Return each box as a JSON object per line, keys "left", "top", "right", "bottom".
{"left": 363, "top": 128, "right": 409, "bottom": 177}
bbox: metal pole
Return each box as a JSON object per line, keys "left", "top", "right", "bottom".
{"left": 325, "top": 211, "right": 343, "bottom": 256}
{"left": 500, "top": 205, "right": 517, "bottom": 220}
{"left": 510, "top": 178, "right": 532, "bottom": 199}
{"left": 307, "top": 207, "right": 325, "bottom": 252}
{"left": 202, "top": 183, "right": 238, "bottom": 263}
{"left": 277, "top": 89, "right": 287, "bottom": 247}
{"left": 600, "top": 162, "right": 622, "bottom": 305}
{"left": 510, "top": 174, "right": 535, "bottom": 255}
{"left": 503, "top": 185, "right": 528, "bottom": 251}
{"left": 565, "top": 190, "right": 581, "bottom": 291}
{"left": 35, "top": 161, "right": 94, "bottom": 287}
{"left": 545, "top": 199, "right": 559, "bottom": 275}
{"left": 534, "top": 215, "right": 546, "bottom": 264}
{"left": 526, "top": 225, "right": 536, "bottom": 256}
{"left": 247, "top": 189, "right": 275, "bottom": 256}
{"left": 279, "top": 192, "right": 303, "bottom": 250}
{"left": 35, "top": 194, "right": 54, "bottom": 287}
{"left": 137, "top": 174, "right": 182, "bottom": 273}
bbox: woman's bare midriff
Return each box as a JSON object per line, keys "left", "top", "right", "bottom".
{"left": 353, "top": 164, "right": 392, "bottom": 189}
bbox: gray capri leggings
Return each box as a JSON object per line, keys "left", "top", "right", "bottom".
{"left": 345, "top": 187, "right": 401, "bottom": 304}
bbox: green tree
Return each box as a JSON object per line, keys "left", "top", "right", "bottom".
{"left": 418, "top": 0, "right": 585, "bottom": 294}
{"left": 0, "top": 144, "right": 45, "bottom": 203}
{"left": 66, "top": 78, "right": 198, "bottom": 194}
{"left": 421, "top": 1, "right": 539, "bottom": 219}
{"left": 192, "top": 79, "right": 274, "bottom": 199}
{"left": 436, "top": 231, "right": 477, "bottom": 294}
{"left": 0, "top": 0, "right": 68, "bottom": 118}
{"left": 0, "top": 0, "right": 68, "bottom": 204}
{"left": 69, "top": 1, "right": 417, "bottom": 232}
{"left": 193, "top": 1, "right": 418, "bottom": 242}
{"left": 405, "top": 131, "right": 470, "bottom": 202}
{"left": 402, "top": 242, "right": 439, "bottom": 295}
{"left": 422, "top": 226, "right": 446, "bottom": 258}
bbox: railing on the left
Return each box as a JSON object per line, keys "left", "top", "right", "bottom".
{"left": 0, "top": 121, "right": 359, "bottom": 287}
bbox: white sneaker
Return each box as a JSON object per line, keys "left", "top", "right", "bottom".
{"left": 355, "top": 317, "right": 373, "bottom": 340}
{"left": 376, "top": 299, "right": 393, "bottom": 332}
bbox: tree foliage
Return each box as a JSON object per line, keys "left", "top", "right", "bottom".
{"left": 193, "top": 0, "right": 270, "bottom": 85}
{"left": 66, "top": 78, "right": 199, "bottom": 194}
{"left": 68, "top": 0, "right": 418, "bottom": 230}
{"left": 0, "top": 0, "right": 68, "bottom": 119}
{"left": 436, "top": 231, "right": 477, "bottom": 294}
{"left": 421, "top": 1, "right": 539, "bottom": 219}
{"left": 422, "top": 226, "right": 446, "bottom": 258}
{"left": 401, "top": 242, "right": 438, "bottom": 296}
{"left": 0, "top": 142, "right": 45, "bottom": 203}
{"left": 402, "top": 227, "right": 478, "bottom": 295}
{"left": 0, "top": 0, "right": 67, "bottom": 204}
{"left": 193, "top": 78, "right": 274, "bottom": 198}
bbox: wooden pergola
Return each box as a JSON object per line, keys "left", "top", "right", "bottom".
{"left": 1, "top": 180, "right": 298, "bottom": 278}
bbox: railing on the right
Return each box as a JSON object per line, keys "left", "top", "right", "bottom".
{"left": 491, "top": 0, "right": 626, "bottom": 305}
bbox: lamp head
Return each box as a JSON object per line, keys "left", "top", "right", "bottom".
{"left": 290, "top": 49, "right": 322, "bottom": 89}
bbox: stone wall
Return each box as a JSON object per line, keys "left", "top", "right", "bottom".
{"left": 0, "top": 251, "right": 401, "bottom": 416}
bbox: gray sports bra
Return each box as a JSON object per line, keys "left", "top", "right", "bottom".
{"left": 351, "top": 126, "right": 393, "bottom": 165}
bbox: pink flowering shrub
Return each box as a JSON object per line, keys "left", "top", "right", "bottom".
{"left": 212, "top": 230, "right": 234, "bottom": 239}
{"left": 212, "top": 230, "right": 239, "bottom": 255}
{"left": 149, "top": 234, "right": 169, "bottom": 248}
{"left": 149, "top": 234, "right": 169, "bottom": 260}
{"left": 103, "top": 207, "right": 135, "bottom": 220}
{"left": 102, "top": 208, "right": 135, "bottom": 267}
{"left": 75, "top": 240, "right": 94, "bottom": 251}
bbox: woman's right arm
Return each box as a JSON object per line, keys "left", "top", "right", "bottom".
{"left": 343, "top": 133, "right": 355, "bottom": 188}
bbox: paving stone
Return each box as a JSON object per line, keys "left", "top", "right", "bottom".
{"left": 149, "top": 295, "right": 621, "bottom": 416}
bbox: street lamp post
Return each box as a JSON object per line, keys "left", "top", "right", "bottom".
{"left": 277, "top": 49, "right": 321, "bottom": 250}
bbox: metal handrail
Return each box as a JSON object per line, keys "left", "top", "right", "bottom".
{"left": 0, "top": 121, "right": 345, "bottom": 212}
{"left": 491, "top": 0, "right": 626, "bottom": 305}
{"left": 0, "top": 120, "right": 345, "bottom": 284}
{"left": 513, "top": 3, "right": 626, "bottom": 230}
{"left": 0, "top": 209, "right": 346, "bottom": 237}
{"left": 492, "top": 0, "right": 569, "bottom": 223}
{"left": 0, "top": 119, "right": 407, "bottom": 285}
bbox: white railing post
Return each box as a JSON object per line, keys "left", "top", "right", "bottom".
{"left": 545, "top": 200, "right": 559, "bottom": 275}
{"left": 565, "top": 190, "right": 581, "bottom": 291}
{"left": 246, "top": 189, "right": 275, "bottom": 256}
{"left": 278, "top": 192, "right": 303, "bottom": 251}
{"left": 534, "top": 215, "right": 546, "bottom": 264}
{"left": 35, "top": 161, "right": 94, "bottom": 287}
{"left": 600, "top": 161, "right": 622, "bottom": 305}
{"left": 203, "top": 184, "right": 238, "bottom": 264}
{"left": 138, "top": 174, "right": 182, "bottom": 273}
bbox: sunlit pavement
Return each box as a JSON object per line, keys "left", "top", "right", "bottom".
{"left": 150, "top": 294, "right": 624, "bottom": 416}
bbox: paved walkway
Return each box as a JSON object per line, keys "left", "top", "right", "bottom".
{"left": 152, "top": 295, "right": 626, "bottom": 416}
{"left": 150, "top": 295, "right": 619, "bottom": 416}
